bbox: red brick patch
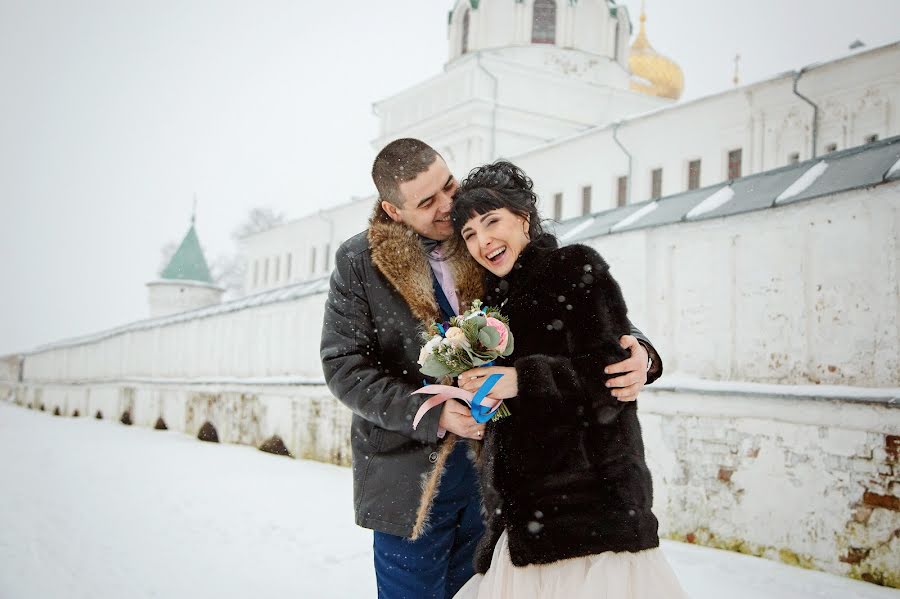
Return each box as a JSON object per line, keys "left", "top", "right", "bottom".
{"left": 839, "top": 547, "right": 870, "bottom": 564}
{"left": 686, "top": 533, "right": 696, "bottom": 543}
{"left": 886, "top": 435, "right": 900, "bottom": 462}
{"left": 863, "top": 491, "right": 900, "bottom": 511}
{"left": 718, "top": 468, "right": 734, "bottom": 483}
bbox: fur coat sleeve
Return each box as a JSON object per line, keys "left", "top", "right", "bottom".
{"left": 506, "top": 244, "right": 633, "bottom": 425}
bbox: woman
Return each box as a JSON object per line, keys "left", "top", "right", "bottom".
{"left": 449, "top": 161, "right": 687, "bottom": 598}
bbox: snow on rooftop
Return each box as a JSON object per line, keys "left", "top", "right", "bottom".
{"left": 611, "top": 201, "right": 658, "bottom": 231}
{"left": 776, "top": 161, "right": 829, "bottom": 203}
{"left": 887, "top": 156, "right": 900, "bottom": 179}
{"left": 2, "top": 401, "right": 898, "bottom": 599}
{"left": 87, "top": 375, "right": 328, "bottom": 387}
{"left": 559, "top": 217, "right": 596, "bottom": 241}
{"left": 656, "top": 374, "right": 900, "bottom": 404}
{"left": 686, "top": 186, "right": 736, "bottom": 219}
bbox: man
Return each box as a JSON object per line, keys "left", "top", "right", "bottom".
{"left": 320, "top": 138, "right": 662, "bottom": 598}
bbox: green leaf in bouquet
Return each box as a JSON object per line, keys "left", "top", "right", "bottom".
{"left": 419, "top": 354, "right": 452, "bottom": 378}
{"left": 461, "top": 321, "right": 480, "bottom": 343}
{"left": 501, "top": 331, "right": 515, "bottom": 356}
{"left": 459, "top": 343, "right": 490, "bottom": 364}
{"left": 478, "top": 326, "right": 500, "bottom": 350}
{"left": 469, "top": 314, "right": 487, "bottom": 328}
{"left": 470, "top": 355, "right": 491, "bottom": 367}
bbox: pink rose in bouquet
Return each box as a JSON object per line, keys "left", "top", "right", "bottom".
{"left": 483, "top": 317, "right": 509, "bottom": 353}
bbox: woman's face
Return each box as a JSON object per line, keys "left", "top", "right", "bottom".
{"left": 460, "top": 208, "right": 530, "bottom": 277}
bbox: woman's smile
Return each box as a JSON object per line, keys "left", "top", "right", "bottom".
{"left": 461, "top": 208, "right": 530, "bottom": 277}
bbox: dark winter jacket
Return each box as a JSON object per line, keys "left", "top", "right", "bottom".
{"left": 473, "top": 233, "right": 661, "bottom": 573}
{"left": 321, "top": 201, "right": 662, "bottom": 540}
{"left": 320, "top": 202, "right": 485, "bottom": 539}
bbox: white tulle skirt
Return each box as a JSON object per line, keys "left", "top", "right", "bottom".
{"left": 454, "top": 531, "right": 689, "bottom": 599}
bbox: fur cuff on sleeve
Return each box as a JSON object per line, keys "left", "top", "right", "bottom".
{"left": 511, "top": 355, "right": 586, "bottom": 412}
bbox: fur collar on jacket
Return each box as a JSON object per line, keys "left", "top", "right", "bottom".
{"left": 366, "top": 200, "right": 485, "bottom": 540}
{"left": 367, "top": 201, "right": 484, "bottom": 326}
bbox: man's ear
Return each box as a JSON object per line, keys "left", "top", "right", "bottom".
{"left": 381, "top": 199, "right": 403, "bottom": 223}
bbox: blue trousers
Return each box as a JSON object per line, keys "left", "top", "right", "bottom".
{"left": 373, "top": 442, "right": 485, "bottom": 599}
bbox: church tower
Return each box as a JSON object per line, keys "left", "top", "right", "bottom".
{"left": 373, "top": 0, "right": 677, "bottom": 175}
{"left": 146, "top": 213, "right": 224, "bottom": 318}
{"left": 447, "top": 0, "right": 631, "bottom": 66}
{"left": 628, "top": 4, "right": 684, "bottom": 100}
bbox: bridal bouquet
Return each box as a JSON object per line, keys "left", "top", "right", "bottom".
{"left": 413, "top": 300, "right": 514, "bottom": 426}
{"left": 418, "top": 300, "right": 515, "bottom": 378}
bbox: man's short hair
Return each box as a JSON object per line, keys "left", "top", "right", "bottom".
{"left": 372, "top": 138, "right": 440, "bottom": 207}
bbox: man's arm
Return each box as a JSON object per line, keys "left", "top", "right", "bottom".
{"left": 320, "top": 248, "right": 441, "bottom": 444}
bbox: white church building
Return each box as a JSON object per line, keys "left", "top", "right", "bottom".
{"left": 3, "top": 0, "right": 899, "bottom": 588}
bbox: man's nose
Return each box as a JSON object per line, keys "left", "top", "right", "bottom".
{"left": 436, "top": 192, "right": 453, "bottom": 211}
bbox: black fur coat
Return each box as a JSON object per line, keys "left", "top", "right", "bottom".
{"left": 474, "top": 233, "right": 660, "bottom": 573}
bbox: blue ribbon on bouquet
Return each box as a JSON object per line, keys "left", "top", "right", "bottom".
{"left": 469, "top": 373, "right": 503, "bottom": 424}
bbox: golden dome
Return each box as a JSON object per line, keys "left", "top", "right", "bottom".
{"left": 628, "top": 7, "right": 684, "bottom": 100}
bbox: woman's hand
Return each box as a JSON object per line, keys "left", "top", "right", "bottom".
{"left": 458, "top": 366, "right": 518, "bottom": 399}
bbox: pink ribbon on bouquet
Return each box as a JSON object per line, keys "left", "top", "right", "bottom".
{"left": 412, "top": 384, "right": 505, "bottom": 438}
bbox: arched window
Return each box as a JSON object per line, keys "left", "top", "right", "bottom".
{"left": 461, "top": 9, "right": 470, "bottom": 54}
{"left": 532, "top": 0, "right": 556, "bottom": 44}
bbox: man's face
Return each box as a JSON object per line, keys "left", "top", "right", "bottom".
{"left": 382, "top": 157, "right": 458, "bottom": 241}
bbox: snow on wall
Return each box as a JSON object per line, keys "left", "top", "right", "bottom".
{"left": 776, "top": 161, "right": 830, "bottom": 203}
{"left": 686, "top": 186, "right": 735, "bottom": 219}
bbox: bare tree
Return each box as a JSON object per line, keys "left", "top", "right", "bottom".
{"left": 209, "top": 253, "right": 245, "bottom": 298}
{"left": 157, "top": 241, "right": 179, "bottom": 276}
{"left": 231, "top": 207, "right": 286, "bottom": 241}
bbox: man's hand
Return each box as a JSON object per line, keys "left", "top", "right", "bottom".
{"left": 604, "top": 335, "right": 649, "bottom": 402}
{"left": 438, "top": 400, "right": 485, "bottom": 440}
{"left": 458, "top": 366, "right": 518, "bottom": 399}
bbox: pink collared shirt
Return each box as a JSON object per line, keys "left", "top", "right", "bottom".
{"left": 427, "top": 245, "right": 460, "bottom": 316}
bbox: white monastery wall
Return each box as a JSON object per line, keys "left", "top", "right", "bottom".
{"left": 241, "top": 197, "right": 370, "bottom": 294}
{"left": 6, "top": 180, "right": 898, "bottom": 584}
{"left": 586, "top": 183, "right": 899, "bottom": 387}
{"left": 515, "top": 43, "right": 900, "bottom": 217}
{"left": 277, "top": 44, "right": 900, "bottom": 274}
{"left": 23, "top": 290, "right": 327, "bottom": 383}
{"left": 146, "top": 281, "right": 224, "bottom": 318}
{"left": 0, "top": 355, "right": 20, "bottom": 384}
{"left": 374, "top": 48, "right": 667, "bottom": 175}
{"left": 639, "top": 387, "right": 899, "bottom": 586}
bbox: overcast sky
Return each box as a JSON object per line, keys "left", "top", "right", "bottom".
{"left": 1, "top": 0, "right": 898, "bottom": 356}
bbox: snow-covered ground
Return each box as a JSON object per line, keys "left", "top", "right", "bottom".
{"left": 0, "top": 401, "right": 897, "bottom": 599}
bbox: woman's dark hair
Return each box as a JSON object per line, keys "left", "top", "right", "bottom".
{"left": 450, "top": 160, "right": 545, "bottom": 239}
